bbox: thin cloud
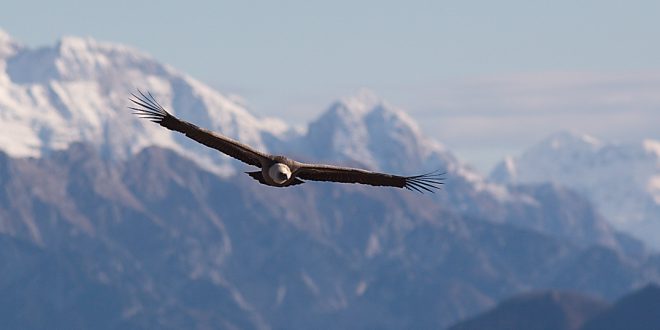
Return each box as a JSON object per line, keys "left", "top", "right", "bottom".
{"left": 409, "top": 71, "right": 660, "bottom": 172}
{"left": 423, "top": 71, "right": 660, "bottom": 116}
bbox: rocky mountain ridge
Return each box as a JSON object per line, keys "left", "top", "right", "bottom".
{"left": 491, "top": 131, "right": 660, "bottom": 248}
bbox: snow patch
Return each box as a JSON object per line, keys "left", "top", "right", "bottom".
{"left": 365, "top": 233, "right": 381, "bottom": 258}
{"left": 503, "top": 156, "right": 517, "bottom": 178}
{"left": 644, "top": 139, "right": 660, "bottom": 158}
{"left": 0, "top": 28, "right": 20, "bottom": 58}
{"left": 0, "top": 34, "right": 289, "bottom": 176}
{"left": 649, "top": 176, "right": 660, "bottom": 204}
{"left": 300, "top": 271, "right": 320, "bottom": 296}
{"left": 0, "top": 33, "right": 519, "bottom": 225}
{"left": 276, "top": 286, "right": 287, "bottom": 306}
{"left": 339, "top": 88, "right": 382, "bottom": 116}
{"left": 581, "top": 133, "right": 601, "bottom": 146}
{"left": 355, "top": 281, "right": 368, "bottom": 296}
{"left": 492, "top": 131, "right": 660, "bottom": 248}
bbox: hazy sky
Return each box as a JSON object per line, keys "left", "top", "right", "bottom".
{"left": 2, "top": 0, "right": 659, "bottom": 172}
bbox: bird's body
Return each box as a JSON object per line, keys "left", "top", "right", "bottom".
{"left": 129, "top": 91, "right": 444, "bottom": 193}
{"left": 250, "top": 157, "right": 299, "bottom": 187}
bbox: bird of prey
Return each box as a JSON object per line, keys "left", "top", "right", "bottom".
{"left": 129, "top": 90, "right": 444, "bottom": 193}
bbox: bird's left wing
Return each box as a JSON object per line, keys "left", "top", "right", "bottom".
{"left": 129, "top": 90, "right": 269, "bottom": 168}
{"left": 295, "top": 164, "right": 444, "bottom": 193}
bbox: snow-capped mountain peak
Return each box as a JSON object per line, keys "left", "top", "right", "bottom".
{"left": 2, "top": 30, "right": 641, "bottom": 259}
{"left": 644, "top": 139, "right": 660, "bottom": 158}
{"left": 6, "top": 34, "right": 167, "bottom": 84}
{"left": 292, "top": 90, "right": 520, "bottom": 203}
{"left": 336, "top": 88, "right": 382, "bottom": 115}
{"left": 0, "top": 31, "right": 289, "bottom": 175}
{"left": 0, "top": 28, "right": 11, "bottom": 42}
{"left": 301, "top": 90, "right": 451, "bottom": 173}
{"left": 1, "top": 31, "right": 527, "bottom": 217}
{"left": 491, "top": 131, "right": 660, "bottom": 248}
{"left": 54, "top": 36, "right": 155, "bottom": 79}
{"left": 0, "top": 29, "right": 17, "bottom": 54}
{"left": 0, "top": 28, "right": 20, "bottom": 68}
{"left": 492, "top": 131, "right": 607, "bottom": 184}
{"left": 528, "top": 130, "right": 601, "bottom": 154}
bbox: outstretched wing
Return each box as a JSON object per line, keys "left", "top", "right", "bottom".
{"left": 129, "top": 90, "right": 269, "bottom": 168}
{"left": 295, "top": 164, "right": 444, "bottom": 193}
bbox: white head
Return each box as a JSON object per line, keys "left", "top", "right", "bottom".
{"left": 268, "top": 163, "right": 292, "bottom": 184}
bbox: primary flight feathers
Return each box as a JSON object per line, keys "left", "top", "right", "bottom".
{"left": 129, "top": 90, "right": 444, "bottom": 193}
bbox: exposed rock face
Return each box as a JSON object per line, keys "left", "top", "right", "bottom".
{"left": 581, "top": 284, "right": 660, "bottom": 330}
{"left": 448, "top": 290, "right": 609, "bottom": 330}
{"left": 0, "top": 145, "right": 658, "bottom": 329}
{"left": 449, "top": 284, "right": 660, "bottom": 330}
{"left": 1, "top": 30, "right": 657, "bottom": 329}
{"left": 491, "top": 131, "right": 660, "bottom": 248}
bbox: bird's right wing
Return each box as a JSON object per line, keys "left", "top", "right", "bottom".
{"left": 295, "top": 163, "right": 444, "bottom": 193}
{"left": 129, "top": 90, "right": 269, "bottom": 168}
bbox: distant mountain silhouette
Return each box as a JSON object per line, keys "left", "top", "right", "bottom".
{"left": 491, "top": 131, "right": 660, "bottom": 249}
{"left": 581, "top": 284, "right": 660, "bottom": 330}
{"left": 447, "top": 291, "right": 609, "bottom": 330}
{"left": 0, "top": 144, "right": 659, "bottom": 329}
{"left": 448, "top": 284, "right": 660, "bottom": 330}
{"left": 1, "top": 30, "right": 659, "bottom": 330}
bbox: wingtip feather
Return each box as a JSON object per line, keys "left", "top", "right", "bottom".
{"left": 404, "top": 169, "right": 446, "bottom": 194}
{"left": 129, "top": 89, "right": 169, "bottom": 124}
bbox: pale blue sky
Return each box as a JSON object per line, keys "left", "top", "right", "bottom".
{"left": 2, "top": 0, "right": 659, "bottom": 172}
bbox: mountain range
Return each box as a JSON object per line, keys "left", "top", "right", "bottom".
{"left": 0, "top": 28, "right": 450, "bottom": 177}
{"left": 448, "top": 284, "right": 660, "bottom": 330}
{"left": 1, "top": 29, "right": 651, "bottom": 250}
{"left": 0, "top": 29, "right": 659, "bottom": 329}
{"left": 2, "top": 144, "right": 659, "bottom": 329}
{"left": 491, "top": 131, "right": 660, "bottom": 248}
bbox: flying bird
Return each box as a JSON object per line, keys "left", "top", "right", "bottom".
{"left": 129, "top": 90, "right": 444, "bottom": 193}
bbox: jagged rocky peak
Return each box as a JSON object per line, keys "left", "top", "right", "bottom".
{"left": 491, "top": 130, "right": 604, "bottom": 184}
{"left": 0, "top": 32, "right": 289, "bottom": 177}
{"left": 0, "top": 28, "right": 21, "bottom": 59}
{"left": 0, "top": 28, "right": 20, "bottom": 81}
{"left": 0, "top": 28, "right": 11, "bottom": 43}
{"left": 303, "top": 89, "right": 452, "bottom": 173}
{"left": 320, "top": 89, "right": 423, "bottom": 135}
{"left": 5, "top": 34, "right": 167, "bottom": 84}
{"left": 448, "top": 290, "right": 610, "bottom": 330}
{"left": 521, "top": 130, "right": 603, "bottom": 162}
{"left": 331, "top": 88, "right": 383, "bottom": 116}
{"left": 490, "top": 130, "right": 660, "bottom": 249}
{"left": 19, "top": 36, "right": 167, "bottom": 82}
{"left": 55, "top": 35, "right": 169, "bottom": 78}
{"left": 644, "top": 139, "right": 660, "bottom": 157}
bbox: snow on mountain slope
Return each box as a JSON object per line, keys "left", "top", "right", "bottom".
{"left": 491, "top": 131, "right": 660, "bottom": 248}
{"left": 292, "top": 90, "right": 520, "bottom": 206}
{"left": 0, "top": 32, "right": 610, "bottom": 221}
{"left": 281, "top": 92, "right": 637, "bottom": 253}
{"left": 0, "top": 30, "right": 503, "bottom": 198}
{"left": 301, "top": 90, "right": 451, "bottom": 173}
{"left": 0, "top": 31, "right": 288, "bottom": 175}
{"left": 0, "top": 29, "right": 20, "bottom": 87}
{"left": 0, "top": 29, "right": 20, "bottom": 60}
{"left": 0, "top": 31, "right": 642, "bottom": 255}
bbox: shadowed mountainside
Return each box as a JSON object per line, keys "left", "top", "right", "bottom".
{"left": 447, "top": 290, "right": 609, "bottom": 330}
{"left": 448, "top": 284, "right": 660, "bottom": 330}
{"left": 581, "top": 284, "right": 660, "bottom": 330}
{"left": 0, "top": 144, "right": 658, "bottom": 329}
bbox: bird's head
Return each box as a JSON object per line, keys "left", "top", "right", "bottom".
{"left": 268, "top": 163, "right": 292, "bottom": 184}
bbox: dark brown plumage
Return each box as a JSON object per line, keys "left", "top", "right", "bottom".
{"left": 129, "top": 90, "right": 444, "bottom": 193}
